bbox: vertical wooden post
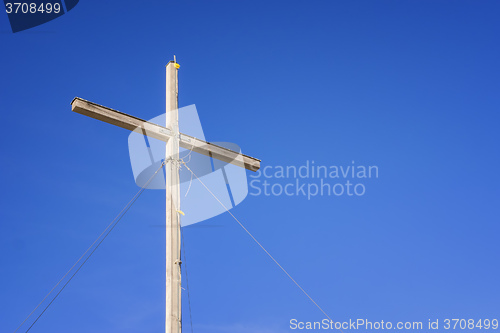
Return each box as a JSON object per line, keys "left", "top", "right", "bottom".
{"left": 165, "top": 60, "right": 181, "bottom": 333}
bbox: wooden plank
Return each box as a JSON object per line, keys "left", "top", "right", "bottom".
{"left": 178, "top": 133, "right": 260, "bottom": 172}
{"left": 71, "top": 97, "right": 173, "bottom": 142}
{"left": 71, "top": 97, "right": 261, "bottom": 171}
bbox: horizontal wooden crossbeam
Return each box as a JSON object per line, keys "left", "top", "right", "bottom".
{"left": 71, "top": 97, "right": 261, "bottom": 171}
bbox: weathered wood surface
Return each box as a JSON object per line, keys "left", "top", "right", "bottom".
{"left": 72, "top": 97, "right": 261, "bottom": 171}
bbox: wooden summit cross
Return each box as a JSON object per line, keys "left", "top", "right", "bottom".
{"left": 71, "top": 59, "right": 261, "bottom": 333}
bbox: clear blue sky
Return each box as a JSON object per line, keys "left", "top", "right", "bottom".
{"left": 1, "top": 1, "right": 499, "bottom": 332}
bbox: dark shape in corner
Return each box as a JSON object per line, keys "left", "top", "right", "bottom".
{"left": 5, "top": 0, "right": 80, "bottom": 33}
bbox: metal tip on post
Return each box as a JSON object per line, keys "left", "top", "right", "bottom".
{"left": 166, "top": 55, "right": 180, "bottom": 69}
